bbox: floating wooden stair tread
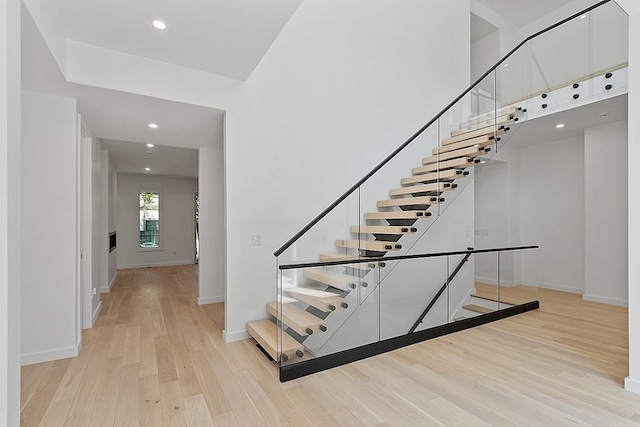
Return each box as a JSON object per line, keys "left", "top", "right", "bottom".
{"left": 411, "top": 158, "right": 482, "bottom": 176}
{"left": 452, "top": 113, "right": 515, "bottom": 137}
{"left": 432, "top": 134, "right": 497, "bottom": 155}
{"left": 246, "top": 319, "right": 304, "bottom": 362}
{"left": 422, "top": 146, "right": 489, "bottom": 165}
{"left": 336, "top": 239, "right": 401, "bottom": 252}
{"left": 304, "top": 269, "right": 361, "bottom": 291}
{"left": 472, "top": 293, "right": 522, "bottom": 306}
{"left": 413, "top": 157, "right": 478, "bottom": 175}
{"left": 401, "top": 168, "right": 464, "bottom": 186}
{"left": 266, "top": 302, "right": 326, "bottom": 336}
{"left": 460, "top": 106, "right": 520, "bottom": 127}
{"left": 350, "top": 225, "right": 417, "bottom": 234}
{"left": 378, "top": 196, "right": 443, "bottom": 208}
{"left": 285, "top": 287, "right": 347, "bottom": 312}
{"left": 442, "top": 125, "right": 506, "bottom": 146}
{"left": 364, "top": 211, "right": 431, "bottom": 220}
{"left": 389, "top": 182, "right": 457, "bottom": 197}
{"left": 463, "top": 304, "right": 494, "bottom": 314}
{"left": 319, "top": 253, "right": 379, "bottom": 269}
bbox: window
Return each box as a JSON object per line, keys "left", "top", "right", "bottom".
{"left": 139, "top": 191, "right": 160, "bottom": 248}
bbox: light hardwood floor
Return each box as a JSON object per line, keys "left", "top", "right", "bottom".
{"left": 21, "top": 265, "right": 640, "bottom": 426}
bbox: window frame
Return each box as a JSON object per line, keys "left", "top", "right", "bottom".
{"left": 138, "top": 189, "right": 163, "bottom": 252}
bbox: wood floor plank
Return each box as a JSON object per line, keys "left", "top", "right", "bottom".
{"left": 138, "top": 374, "right": 164, "bottom": 427}
{"left": 154, "top": 335, "right": 179, "bottom": 384}
{"left": 171, "top": 341, "right": 203, "bottom": 399}
{"left": 158, "top": 380, "right": 189, "bottom": 427}
{"left": 189, "top": 350, "right": 232, "bottom": 416}
{"left": 184, "top": 394, "right": 215, "bottom": 427}
{"left": 113, "top": 362, "right": 140, "bottom": 427}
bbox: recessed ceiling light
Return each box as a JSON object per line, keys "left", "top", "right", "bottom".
{"left": 146, "top": 143, "right": 155, "bottom": 148}
{"left": 152, "top": 20, "right": 166, "bottom": 30}
{"left": 148, "top": 123, "right": 158, "bottom": 129}
{"left": 145, "top": 167, "right": 151, "bottom": 171}
{"left": 556, "top": 123, "right": 565, "bottom": 128}
{"left": 503, "top": 63, "right": 509, "bottom": 67}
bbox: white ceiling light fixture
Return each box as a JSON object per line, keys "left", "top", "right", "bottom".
{"left": 152, "top": 20, "right": 166, "bottom": 30}
{"left": 556, "top": 123, "right": 565, "bottom": 129}
{"left": 145, "top": 167, "right": 151, "bottom": 171}
{"left": 148, "top": 123, "right": 158, "bottom": 129}
{"left": 146, "top": 143, "right": 155, "bottom": 148}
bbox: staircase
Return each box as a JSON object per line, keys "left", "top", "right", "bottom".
{"left": 246, "top": 107, "right": 526, "bottom": 363}
{"left": 243, "top": 0, "right": 628, "bottom": 375}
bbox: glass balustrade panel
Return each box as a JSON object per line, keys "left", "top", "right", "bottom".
{"left": 379, "top": 256, "right": 449, "bottom": 339}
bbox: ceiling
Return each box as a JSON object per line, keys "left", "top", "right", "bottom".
{"left": 53, "top": 0, "right": 302, "bottom": 81}
{"left": 101, "top": 139, "right": 199, "bottom": 178}
{"left": 22, "top": 2, "right": 224, "bottom": 178}
{"left": 475, "top": 0, "right": 575, "bottom": 28}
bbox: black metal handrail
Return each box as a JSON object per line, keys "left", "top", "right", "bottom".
{"left": 273, "top": 0, "right": 611, "bottom": 258}
{"left": 278, "top": 245, "right": 538, "bottom": 270}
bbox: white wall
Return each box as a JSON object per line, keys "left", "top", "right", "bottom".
{"left": 584, "top": 120, "right": 628, "bottom": 306}
{"left": 80, "top": 135, "right": 102, "bottom": 328}
{"left": 90, "top": 139, "right": 101, "bottom": 318}
{"left": 617, "top": 0, "right": 640, "bottom": 395}
{"left": 116, "top": 173, "right": 197, "bottom": 269}
{"left": 99, "top": 150, "right": 118, "bottom": 294}
{"left": 519, "top": 136, "right": 585, "bottom": 293}
{"left": 470, "top": 0, "right": 519, "bottom": 57}
{"left": 107, "top": 154, "right": 117, "bottom": 289}
{"left": 474, "top": 162, "right": 512, "bottom": 283}
{"left": 198, "top": 148, "right": 225, "bottom": 304}
{"left": 471, "top": 25, "right": 499, "bottom": 79}
{"left": 100, "top": 150, "right": 108, "bottom": 293}
{"left": 21, "top": 91, "right": 79, "bottom": 365}
{"left": 0, "top": 0, "right": 21, "bottom": 421}
{"left": 223, "top": 0, "right": 471, "bottom": 341}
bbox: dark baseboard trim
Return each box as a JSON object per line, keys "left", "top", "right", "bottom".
{"left": 279, "top": 300, "right": 539, "bottom": 382}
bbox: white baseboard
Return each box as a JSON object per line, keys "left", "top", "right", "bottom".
{"left": 92, "top": 301, "right": 103, "bottom": 326}
{"left": 117, "top": 261, "right": 195, "bottom": 270}
{"left": 474, "top": 276, "right": 518, "bottom": 287}
{"left": 520, "top": 280, "right": 583, "bottom": 294}
{"left": 101, "top": 271, "right": 118, "bottom": 293}
{"left": 583, "top": 294, "right": 628, "bottom": 307}
{"left": 22, "top": 340, "right": 81, "bottom": 366}
{"left": 198, "top": 296, "right": 224, "bottom": 305}
{"left": 475, "top": 277, "right": 584, "bottom": 294}
{"left": 223, "top": 329, "right": 251, "bottom": 343}
{"left": 625, "top": 376, "right": 640, "bottom": 395}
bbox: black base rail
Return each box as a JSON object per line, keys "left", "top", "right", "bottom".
{"left": 408, "top": 248, "right": 474, "bottom": 334}
{"left": 280, "top": 300, "right": 539, "bottom": 382}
